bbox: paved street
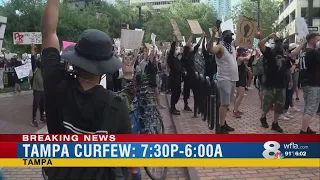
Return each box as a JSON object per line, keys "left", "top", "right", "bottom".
{"left": 167, "top": 88, "right": 320, "bottom": 180}
{"left": 0, "top": 91, "right": 46, "bottom": 134}
{"left": 0, "top": 94, "right": 189, "bottom": 180}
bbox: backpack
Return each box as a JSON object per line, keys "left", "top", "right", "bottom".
{"left": 252, "top": 56, "right": 264, "bottom": 76}
{"left": 29, "top": 68, "right": 38, "bottom": 88}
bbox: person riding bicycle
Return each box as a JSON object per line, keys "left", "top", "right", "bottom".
{"left": 41, "top": 1, "right": 131, "bottom": 179}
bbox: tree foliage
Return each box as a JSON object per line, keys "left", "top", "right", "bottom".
{"left": 0, "top": 0, "right": 217, "bottom": 53}
{"left": 227, "top": 0, "right": 281, "bottom": 38}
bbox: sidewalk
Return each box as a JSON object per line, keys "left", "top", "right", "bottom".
{"left": 166, "top": 88, "right": 319, "bottom": 180}
{"left": 1, "top": 95, "right": 189, "bottom": 180}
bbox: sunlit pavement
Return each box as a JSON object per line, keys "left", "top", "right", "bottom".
{"left": 166, "top": 87, "right": 319, "bottom": 180}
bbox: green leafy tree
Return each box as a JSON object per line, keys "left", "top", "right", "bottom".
{"left": 227, "top": 0, "right": 281, "bottom": 38}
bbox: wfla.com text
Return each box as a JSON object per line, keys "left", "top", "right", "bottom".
{"left": 283, "top": 142, "right": 308, "bottom": 149}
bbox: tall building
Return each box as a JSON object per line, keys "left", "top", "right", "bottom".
{"left": 275, "top": 0, "right": 320, "bottom": 43}
{"left": 212, "top": 0, "right": 231, "bottom": 19}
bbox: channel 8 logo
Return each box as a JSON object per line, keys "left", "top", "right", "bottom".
{"left": 262, "top": 141, "right": 282, "bottom": 160}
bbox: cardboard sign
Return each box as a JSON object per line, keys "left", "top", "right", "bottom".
{"left": 295, "top": 17, "right": 309, "bottom": 38}
{"left": 151, "top": 33, "right": 156, "bottom": 44}
{"left": 120, "top": 29, "right": 144, "bottom": 49}
{"left": 235, "top": 16, "right": 257, "bottom": 49}
{"left": 0, "top": 16, "right": 7, "bottom": 50}
{"left": 170, "top": 19, "right": 183, "bottom": 41}
{"left": 145, "top": 43, "right": 152, "bottom": 49}
{"left": 187, "top": 19, "right": 203, "bottom": 35}
{"left": 62, "top": 41, "right": 76, "bottom": 50}
{"left": 13, "top": 32, "right": 42, "bottom": 45}
{"left": 14, "top": 62, "right": 32, "bottom": 79}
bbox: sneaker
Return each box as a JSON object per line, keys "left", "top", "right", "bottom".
{"left": 290, "top": 107, "right": 300, "bottom": 112}
{"left": 184, "top": 105, "right": 192, "bottom": 111}
{"left": 40, "top": 116, "right": 47, "bottom": 123}
{"left": 279, "top": 114, "right": 290, "bottom": 120}
{"left": 307, "top": 127, "right": 316, "bottom": 134}
{"left": 233, "top": 111, "right": 241, "bottom": 118}
{"left": 296, "top": 97, "right": 300, "bottom": 101}
{"left": 260, "top": 116, "right": 269, "bottom": 128}
{"left": 218, "top": 125, "right": 229, "bottom": 134}
{"left": 31, "top": 120, "right": 38, "bottom": 127}
{"left": 271, "top": 122, "right": 283, "bottom": 133}
{"left": 284, "top": 112, "right": 293, "bottom": 119}
{"left": 170, "top": 107, "right": 180, "bottom": 115}
{"left": 225, "top": 122, "right": 235, "bottom": 131}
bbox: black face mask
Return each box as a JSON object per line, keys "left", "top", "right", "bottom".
{"left": 273, "top": 43, "right": 283, "bottom": 54}
{"left": 223, "top": 36, "right": 233, "bottom": 44}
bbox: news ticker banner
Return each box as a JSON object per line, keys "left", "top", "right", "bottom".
{"left": 0, "top": 134, "right": 319, "bottom": 167}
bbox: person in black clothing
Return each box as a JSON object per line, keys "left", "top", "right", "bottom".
{"left": 11, "top": 56, "right": 23, "bottom": 93}
{"left": 233, "top": 48, "right": 253, "bottom": 118}
{"left": 202, "top": 34, "right": 216, "bottom": 81}
{"left": 145, "top": 50, "right": 165, "bottom": 108}
{"left": 299, "top": 32, "right": 320, "bottom": 134}
{"left": 258, "top": 34, "right": 304, "bottom": 133}
{"left": 41, "top": 1, "right": 131, "bottom": 179}
{"left": 182, "top": 33, "right": 204, "bottom": 111}
{"left": 167, "top": 35, "right": 185, "bottom": 115}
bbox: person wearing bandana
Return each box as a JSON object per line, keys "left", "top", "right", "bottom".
{"left": 167, "top": 35, "right": 185, "bottom": 115}
{"left": 207, "top": 27, "right": 238, "bottom": 134}
{"left": 258, "top": 33, "right": 305, "bottom": 133}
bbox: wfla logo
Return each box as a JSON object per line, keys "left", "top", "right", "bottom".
{"left": 262, "top": 141, "right": 284, "bottom": 160}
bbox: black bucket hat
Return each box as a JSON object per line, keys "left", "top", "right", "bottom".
{"left": 61, "top": 29, "right": 122, "bottom": 75}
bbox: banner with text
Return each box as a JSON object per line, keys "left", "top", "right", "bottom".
{"left": 13, "top": 32, "right": 42, "bottom": 45}
{"left": 14, "top": 62, "right": 32, "bottom": 79}
{"left": 120, "top": 29, "right": 144, "bottom": 49}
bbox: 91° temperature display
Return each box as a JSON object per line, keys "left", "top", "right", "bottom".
{"left": 19, "top": 143, "right": 223, "bottom": 158}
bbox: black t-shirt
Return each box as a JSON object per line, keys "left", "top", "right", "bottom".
{"left": 237, "top": 59, "right": 247, "bottom": 83}
{"left": 41, "top": 48, "right": 131, "bottom": 179}
{"left": 262, "top": 47, "right": 291, "bottom": 88}
{"left": 299, "top": 48, "right": 320, "bottom": 87}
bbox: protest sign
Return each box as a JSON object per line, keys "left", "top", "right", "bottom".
{"left": 145, "top": 43, "right": 152, "bottom": 49}
{"left": 235, "top": 16, "right": 257, "bottom": 49}
{"left": 14, "top": 62, "right": 32, "bottom": 79}
{"left": 120, "top": 29, "right": 144, "bottom": 49}
{"left": 295, "top": 17, "right": 309, "bottom": 38}
{"left": 0, "top": 68, "right": 4, "bottom": 89}
{"left": 62, "top": 41, "right": 76, "bottom": 50}
{"left": 13, "top": 32, "right": 42, "bottom": 45}
{"left": 170, "top": 19, "right": 183, "bottom": 41}
{"left": 220, "top": 19, "right": 234, "bottom": 34}
{"left": 151, "top": 33, "right": 156, "bottom": 44}
{"left": 187, "top": 19, "right": 203, "bottom": 35}
{"left": 0, "top": 16, "right": 7, "bottom": 50}
{"left": 253, "top": 38, "right": 259, "bottom": 49}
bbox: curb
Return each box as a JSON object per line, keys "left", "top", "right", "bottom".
{"left": 164, "top": 94, "right": 200, "bottom": 180}
{"left": 0, "top": 90, "right": 33, "bottom": 98}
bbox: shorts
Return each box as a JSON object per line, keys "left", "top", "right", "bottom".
{"left": 236, "top": 78, "right": 246, "bottom": 87}
{"left": 216, "top": 80, "right": 236, "bottom": 105}
{"left": 302, "top": 86, "right": 320, "bottom": 116}
{"left": 263, "top": 88, "right": 286, "bottom": 114}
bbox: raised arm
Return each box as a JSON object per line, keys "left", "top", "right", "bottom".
{"left": 41, "top": 0, "right": 60, "bottom": 51}
{"left": 289, "top": 40, "right": 307, "bottom": 58}
{"left": 30, "top": 44, "right": 36, "bottom": 71}
{"left": 258, "top": 33, "right": 277, "bottom": 53}
{"left": 207, "top": 27, "right": 222, "bottom": 55}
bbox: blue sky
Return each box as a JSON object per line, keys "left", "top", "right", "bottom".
{"left": 231, "top": 0, "right": 241, "bottom": 7}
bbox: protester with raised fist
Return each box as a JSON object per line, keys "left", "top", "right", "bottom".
{"left": 207, "top": 27, "right": 237, "bottom": 134}
{"left": 41, "top": 0, "right": 131, "bottom": 179}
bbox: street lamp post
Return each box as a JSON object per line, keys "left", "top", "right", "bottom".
{"left": 137, "top": 5, "right": 142, "bottom": 29}
{"left": 251, "top": 0, "right": 261, "bottom": 30}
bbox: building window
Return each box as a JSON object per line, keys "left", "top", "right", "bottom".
{"left": 290, "top": 10, "right": 295, "bottom": 21}
{"left": 313, "top": 8, "right": 320, "bottom": 18}
{"left": 301, "top": 8, "right": 307, "bottom": 18}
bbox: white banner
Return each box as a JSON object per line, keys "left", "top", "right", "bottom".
{"left": 120, "top": 29, "right": 144, "bottom": 49}
{"left": 295, "top": 17, "right": 309, "bottom": 38}
{"left": 14, "top": 62, "right": 32, "bottom": 79}
{"left": 0, "top": 16, "right": 7, "bottom": 50}
{"left": 13, "top": 32, "right": 42, "bottom": 45}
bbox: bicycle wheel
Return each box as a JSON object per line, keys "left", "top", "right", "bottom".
{"left": 144, "top": 167, "right": 168, "bottom": 180}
